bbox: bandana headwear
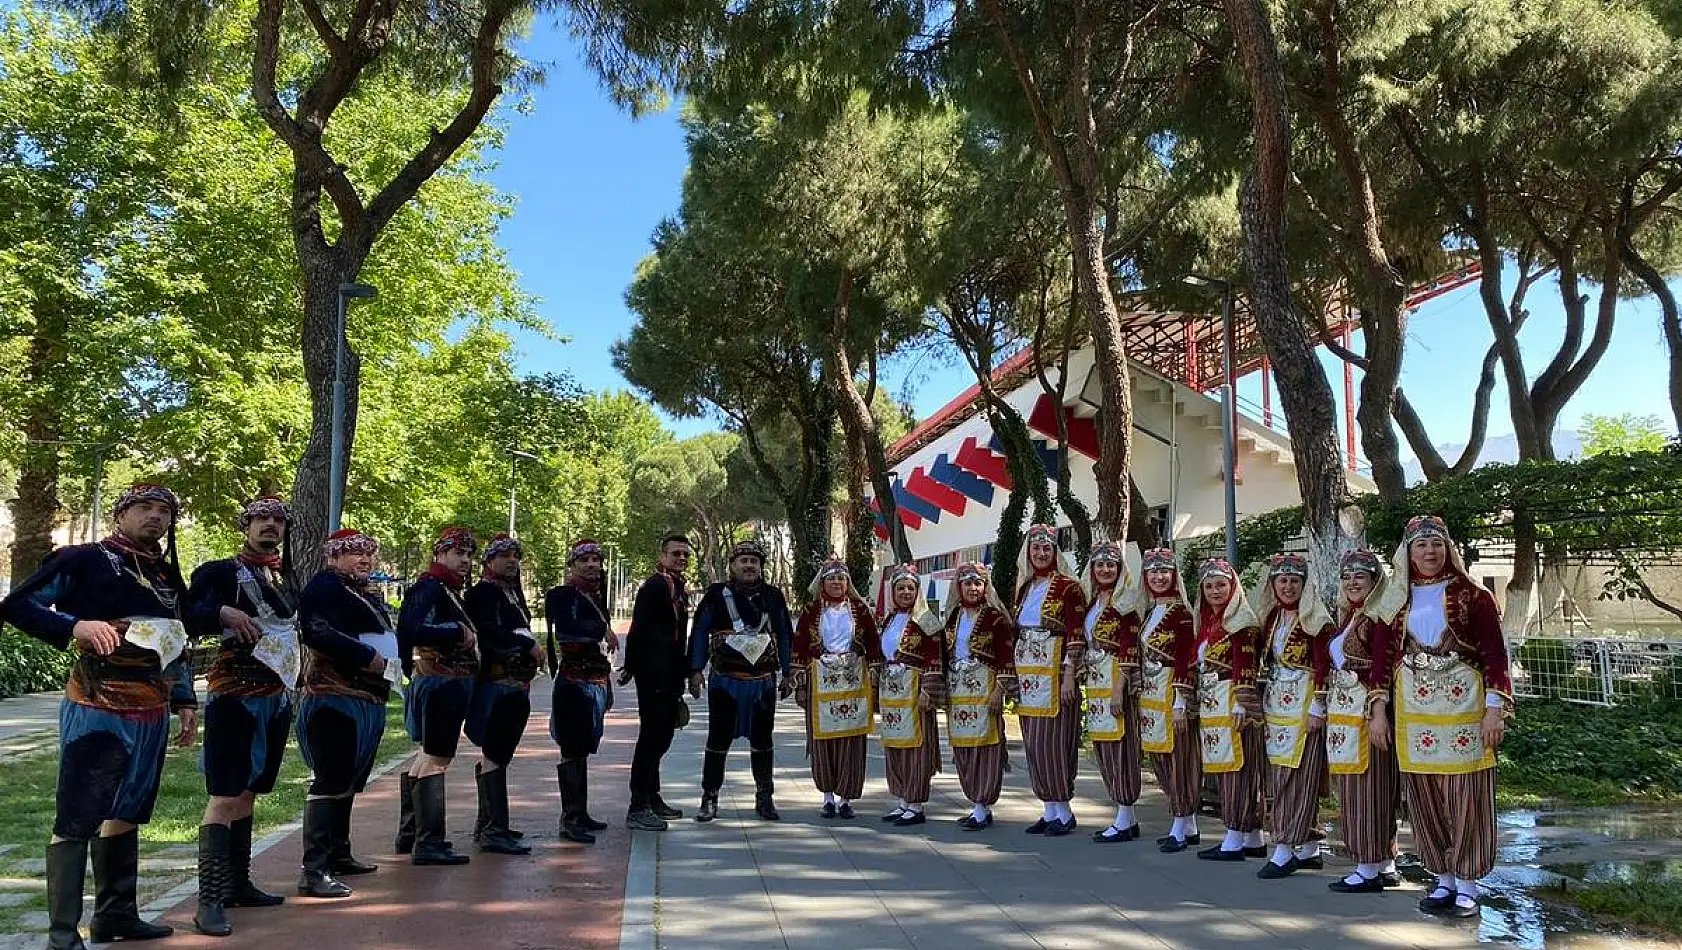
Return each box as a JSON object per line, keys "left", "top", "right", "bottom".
{"left": 1266, "top": 553, "right": 1309, "bottom": 578}
{"left": 236, "top": 495, "right": 290, "bottom": 529}
{"left": 1402, "top": 515, "right": 1450, "bottom": 546}
{"left": 1340, "top": 549, "right": 1383, "bottom": 577}
{"left": 729, "top": 540, "right": 766, "bottom": 564}
{"left": 482, "top": 533, "right": 523, "bottom": 565}
{"left": 1081, "top": 541, "right": 1144, "bottom": 617}
{"left": 1370, "top": 513, "right": 1471, "bottom": 622}
{"left": 955, "top": 561, "right": 988, "bottom": 584}
{"left": 325, "top": 528, "right": 378, "bottom": 558}
{"left": 942, "top": 561, "right": 1009, "bottom": 620}
{"left": 1025, "top": 524, "right": 1058, "bottom": 547}
{"left": 1138, "top": 547, "right": 1187, "bottom": 604}
{"left": 886, "top": 563, "right": 920, "bottom": 587}
{"left": 1194, "top": 557, "right": 1260, "bottom": 640}
{"left": 807, "top": 555, "right": 859, "bottom": 601}
{"left": 1016, "top": 523, "right": 1075, "bottom": 581}
{"left": 1087, "top": 540, "right": 1124, "bottom": 564}
{"left": 112, "top": 483, "right": 180, "bottom": 519}
{"left": 1198, "top": 558, "right": 1238, "bottom": 583}
{"left": 568, "top": 539, "right": 604, "bottom": 564}
{"left": 433, "top": 527, "right": 478, "bottom": 558}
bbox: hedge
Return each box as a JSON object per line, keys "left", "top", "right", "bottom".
{"left": 0, "top": 628, "right": 74, "bottom": 699}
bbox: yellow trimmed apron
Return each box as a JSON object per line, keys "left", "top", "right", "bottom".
{"left": 1395, "top": 651, "right": 1495, "bottom": 774}
{"left": 1013, "top": 628, "right": 1063, "bottom": 717}
{"left": 1263, "top": 666, "right": 1313, "bottom": 768}
{"left": 1325, "top": 669, "right": 1370, "bottom": 775}
{"left": 1081, "top": 649, "right": 1125, "bottom": 741}
{"left": 875, "top": 662, "right": 923, "bottom": 749}
{"left": 947, "top": 659, "right": 1000, "bottom": 748}
{"left": 1198, "top": 669, "right": 1243, "bottom": 773}
{"left": 1138, "top": 659, "right": 1176, "bottom": 754}
{"left": 809, "top": 652, "right": 872, "bottom": 740}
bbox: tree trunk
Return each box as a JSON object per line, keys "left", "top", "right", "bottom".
{"left": 842, "top": 428, "right": 876, "bottom": 594}
{"left": 790, "top": 383, "right": 837, "bottom": 602}
{"left": 288, "top": 242, "right": 361, "bottom": 584}
{"left": 1623, "top": 243, "right": 1682, "bottom": 432}
{"left": 1034, "top": 278, "right": 1094, "bottom": 557}
{"left": 986, "top": 392, "right": 1055, "bottom": 604}
{"left": 8, "top": 298, "right": 70, "bottom": 582}
{"left": 1355, "top": 293, "right": 1408, "bottom": 500}
{"left": 1225, "top": 0, "right": 1353, "bottom": 588}
{"left": 828, "top": 269, "right": 910, "bottom": 563}
{"left": 1066, "top": 204, "right": 1137, "bottom": 541}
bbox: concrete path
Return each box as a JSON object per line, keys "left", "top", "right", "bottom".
{"left": 0, "top": 690, "right": 62, "bottom": 761}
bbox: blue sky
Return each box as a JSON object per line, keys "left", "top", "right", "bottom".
{"left": 489, "top": 21, "right": 1677, "bottom": 462}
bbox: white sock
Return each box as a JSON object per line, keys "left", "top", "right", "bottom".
{"left": 1186, "top": 816, "right": 1200, "bottom": 836}
{"left": 971, "top": 804, "right": 989, "bottom": 821}
{"left": 1342, "top": 872, "right": 1368, "bottom": 886}
{"left": 1040, "top": 802, "right": 1054, "bottom": 821}
{"left": 1296, "top": 840, "right": 1320, "bottom": 859}
{"left": 837, "top": 798, "right": 849, "bottom": 807}
{"left": 1114, "top": 805, "right": 1135, "bottom": 828}
{"left": 1243, "top": 830, "right": 1265, "bottom": 848}
{"left": 1168, "top": 816, "right": 1187, "bottom": 839}
{"left": 1456, "top": 878, "right": 1480, "bottom": 899}
{"left": 1221, "top": 830, "right": 1244, "bottom": 851}
{"left": 906, "top": 802, "right": 923, "bottom": 814}
{"left": 1056, "top": 802, "right": 1074, "bottom": 822}
{"left": 824, "top": 792, "right": 836, "bottom": 805}
{"left": 1381, "top": 859, "right": 1398, "bottom": 875}
{"left": 1355, "top": 862, "right": 1381, "bottom": 879}
{"left": 1433, "top": 872, "right": 1456, "bottom": 895}
{"left": 892, "top": 798, "right": 906, "bottom": 812}
{"left": 1270, "top": 843, "right": 1293, "bottom": 865}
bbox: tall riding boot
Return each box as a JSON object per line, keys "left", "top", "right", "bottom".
{"left": 296, "top": 800, "right": 352, "bottom": 898}
{"left": 574, "top": 757, "right": 607, "bottom": 831}
{"left": 193, "top": 824, "right": 233, "bottom": 937}
{"left": 45, "top": 839, "right": 89, "bottom": 950}
{"left": 472, "top": 764, "right": 489, "bottom": 843}
{"left": 697, "top": 748, "right": 727, "bottom": 822}
{"left": 750, "top": 750, "right": 780, "bottom": 821}
{"left": 329, "top": 797, "right": 377, "bottom": 875}
{"left": 477, "top": 765, "right": 531, "bottom": 855}
{"left": 88, "top": 829, "right": 172, "bottom": 943}
{"left": 557, "top": 761, "right": 596, "bottom": 844}
{"left": 226, "top": 816, "right": 284, "bottom": 908}
{"left": 394, "top": 772, "right": 417, "bottom": 854}
{"left": 412, "top": 774, "right": 471, "bottom": 866}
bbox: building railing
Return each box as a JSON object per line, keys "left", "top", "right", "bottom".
{"left": 1510, "top": 636, "right": 1682, "bottom": 706}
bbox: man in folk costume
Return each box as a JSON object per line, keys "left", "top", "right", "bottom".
{"left": 1012, "top": 524, "right": 1088, "bottom": 836}
{"left": 874, "top": 564, "right": 944, "bottom": 827}
{"left": 1, "top": 484, "right": 196, "bottom": 950}
{"left": 183, "top": 496, "right": 298, "bottom": 935}
{"left": 1080, "top": 541, "right": 1146, "bottom": 843}
{"left": 546, "top": 539, "right": 620, "bottom": 844}
{"left": 1250, "top": 553, "right": 1335, "bottom": 879}
{"left": 1192, "top": 558, "right": 1268, "bottom": 862}
{"left": 620, "top": 534, "right": 696, "bottom": 831}
{"left": 1138, "top": 547, "right": 1203, "bottom": 854}
{"left": 1320, "top": 549, "right": 1403, "bottom": 894}
{"left": 294, "top": 528, "right": 395, "bottom": 898}
{"left": 687, "top": 541, "right": 795, "bottom": 822}
{"left": 462, "top": 533, "right": 543, "bottom": 855}
{"left": 1370, "top": 516, "right": 1512, "bottom": 918}
{"left": 941, "top": 562, "right": 1017, "bottom": 830}
{"left": 394, "top": 527, "right": 479, "bottom": 867}
{"left": 792, "top": 557, "right": 882, "bottom": 818}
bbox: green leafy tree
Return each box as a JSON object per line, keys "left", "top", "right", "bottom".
{"left": 1581, "top": 413, "right": 1671, "bottom": 457}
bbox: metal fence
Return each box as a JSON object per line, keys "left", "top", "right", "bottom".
{"left": 1510, "top": 636, "right": 1682, "bottom": 706}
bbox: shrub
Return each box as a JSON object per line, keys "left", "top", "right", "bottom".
{"left": 0, "top": 629, "right": 73, "bottom": 699}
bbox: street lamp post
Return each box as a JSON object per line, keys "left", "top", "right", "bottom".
{"left": 328, "top": 282, "right": 378, "bottom": 534}
{"left": 505, "top": 449, "right": 539, "bottom": 536}
{"left": 1183, "top": 274, "right": 1239, "bottom": 567}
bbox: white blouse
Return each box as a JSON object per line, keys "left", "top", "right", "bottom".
{"left": 1083, "top": 595, "right": 1105, "bottom": 645}
{"left": 955, "top": 609, "right": 979, "bottom": 661}
{"left": 819, "top": 603, "right": 855, "bottom": 653}
{"left": 1017, "top": 577, "right": 1051, "bottom": 628}
{"left": 881, "top": 612, "right": 911, "bottom": 660}
{"left": 1407, "top": 580, "right": 1451, "bottom": 648}
{"left": 1271, "top": 611, "right": 1298, "bottom": 661}
{"left": 1329, "top": 619, "right": 1354, "bottom": 671}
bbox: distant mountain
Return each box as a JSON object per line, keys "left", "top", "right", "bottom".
{"left": 1400, "top": 431, "right": 1584, "bottom": 485}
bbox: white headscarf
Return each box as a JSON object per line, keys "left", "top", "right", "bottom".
{"left": 1015, "top": 523, "right": 1076, "bottom": 587}
{"left": 1192, "top": 558, "right": 1261, "bottom": 638}
{"left": 942, "top": 561, "right": 1010, "bottom": 625}
{"left": 1080, "top": 540, "right": 1143, "bottom": 619}
{"left": 882, "top": 563, "right": 942, "bottom": 635}
{"left": 1248, "top": 553, "right": 1333, "bottom": 634}
{"left": 1368, "top": 515, "right": 1470, "bottom": 623}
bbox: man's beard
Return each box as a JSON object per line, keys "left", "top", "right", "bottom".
{"left": 251, "top": 535, "right": 282, "bottom": 553}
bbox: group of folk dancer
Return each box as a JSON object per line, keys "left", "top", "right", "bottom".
{"left": 0, "top": 483, "right": 1511, "bottom": 950}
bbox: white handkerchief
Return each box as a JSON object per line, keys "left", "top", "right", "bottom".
{"left": 384, "top": 657, "right": 404, "bottom": 697}
{"left": 123, "top": 618, "right": 187, "bottom": 668}
{"left": 251, "top": 619, "right": 301, "bottom": 689}
{"left": 725, "top": 632, "right": 773, "bottom": 665}
{"left": 359, "top": 631, "right": 400, "bottom": 661}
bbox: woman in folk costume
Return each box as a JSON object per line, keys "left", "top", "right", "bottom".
{"left": 1138, "top": 548, "right": 1203, "bottom": 853}
{"left": 792, "top": 558, "right": 883, "bottom": 819}
{"left": 873, "top": 564, "right": 944, "bottom": 827}
{"left": 941, "top": 562, "right": 1018, "bottom": 830}
{"left": 1320, "top": 549, "right": 1403, "bottom": 894}
{"left": 1370, "top": 516, "right": 1513, "bottom": 918}
{"left": 1250, "top": 553, "right": 1334, "bottom": 879}
{"left": 1012, "top": 524, "right": 1088, "bottom": 836}
{"left": 1079, "top": 541, "right": 1146, "bottom": 843}
{"left": 1192, "top": 558, "right": 1268, "bottom": 862}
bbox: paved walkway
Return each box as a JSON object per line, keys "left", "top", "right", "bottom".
{"left": 0, "top": 690, "right": 62, "bottom": 761}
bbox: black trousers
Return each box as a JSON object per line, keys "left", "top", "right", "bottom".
{"left": 628, "top": 679, "right": 683, "bottom": 808}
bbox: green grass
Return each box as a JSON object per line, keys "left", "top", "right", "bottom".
{"left": 0, "top": 700, "right": 409, "bottom": 934}
{"left": 1546, "top": 879, "right": 1682, "bottom": 936}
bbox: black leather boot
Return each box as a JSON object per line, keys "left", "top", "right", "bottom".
{"left": 695, "top": 792, "right": 719, "bottom": 823}
{"left": 477, "top": 765, "right": 531, "bottom": 855}
{"left": 750, "top": 750, "right": 780, "bottom": 821}
{"left": 557, "top": 761, "right": 597, "bottom": 844}
{"left": 329, "top": 797, "right": 377, "bottom": 875}
{"left": 193, "top": 824, "right": 233, "bottom": 937}
{"left": 296, "top": 800, "right": 352, "bottom": 898}
{"left": 574, "top": 758, "right": 607, "bottom": 831}
{"left": 45, "top": 839, "right": 89, "bottom": 950}
{"left": 412, "top": 774, "right": 471, "bottom": 866}
{"left": 88, "top": 829, "right": 173, "bottom": 943}
{"left": 226, "top": 816, "right": 284, "bottom": 907}
{"left": 394, "top": 772, "right": 417, "bottom": 855}
{"left": 472, "top": 763, "right": 489, "bottom": 843}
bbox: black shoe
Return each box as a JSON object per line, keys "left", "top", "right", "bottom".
{"left": 1157, "top": 833, "right": 1200, "bottom": 847}
{"left": 329, "top": 798, "right": 377, "bottom": 875}
{"left": 1296, "top": 854, "right": 1325, "bottom": 871}
{"left": 1045, "top": 819, "right": 1074, "bottom": 838}
{"left": 580, "top": 814, "right": 609, "bottom": 832}
{"left": 1419, "top": 888, "right": 1456, "bottom": 914}
{"left": 894, "top": 811, "right": 927, "bottom": 827}
{"left": 1158, "top": 837, "right": 1190, "bottom": 854}
{"left": 881, "top": 808, "right": 906, "bottom": 822}
{"left": 1379, "top": 871, "right": 1404, "bottom": 888}
{"left": 696, "top": 794, "right": 719, "bottom": 823}
{"left": 395, "top": 772, "right": 417, "bottom": 854}
{"left": 45, "top": 839, "right": 90, "bottom": 950}
{"left": 89, "top": 830, "right": 173, "bottom": 942}
{"left": 650, "top": 798, "right": 684, "bottom": 821}
{"left": 1257, "top": 857, "right": 1301, "bottom": 879}
{"left": 193, "top": 824, "right": 234, "bottom": 937}
{"left": 957, "top": 812, "right": 993, "bottom": 830}
{"left": 479, "top": 829, "right": 534, "bottom": 855}
{"left": 755, "top": 790, "right": 781, "bottom": 821}
{"left": 296, "top": 870, "right": 353, "bottom": 899}
{"left": 1093, "top": 824, "right": 1139, "bottom": 843}
{"left": 476, "top": 765, "right": 530, "bottom": 854}
{"left": 226, "top": 817, "right": 284, "bottom": 908}
{"left": 821, "top": 802, "right": 837, "bottom": 819}
{"left": 626, "top": 809, "right": 669, "bottom": 832}
{"left": 1444, "top": 897, "right": 1481, "bottom": 919}
{"left": 412, "top": 773, "right": 471, "bottom": 866}
{"left": 1025, "top": 818, "right": 1051, "bottom": 835}
{"left": 1329, "top": 875, "right": 1385, "bottom": 894}
{"left": 557, "top": 760, "right": 597, "bottom": 843}
{"left": 837, "top": 802, "right": 856, "bottom": 820}
{"left": 1242, "top": 846, "right": 1268, "bottom": 859}
{"left": 298, "top": 800, "right": 352, "bottom": 898}
{"left": 1198, "top": 846, "right": 1247, "bottom": 862}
